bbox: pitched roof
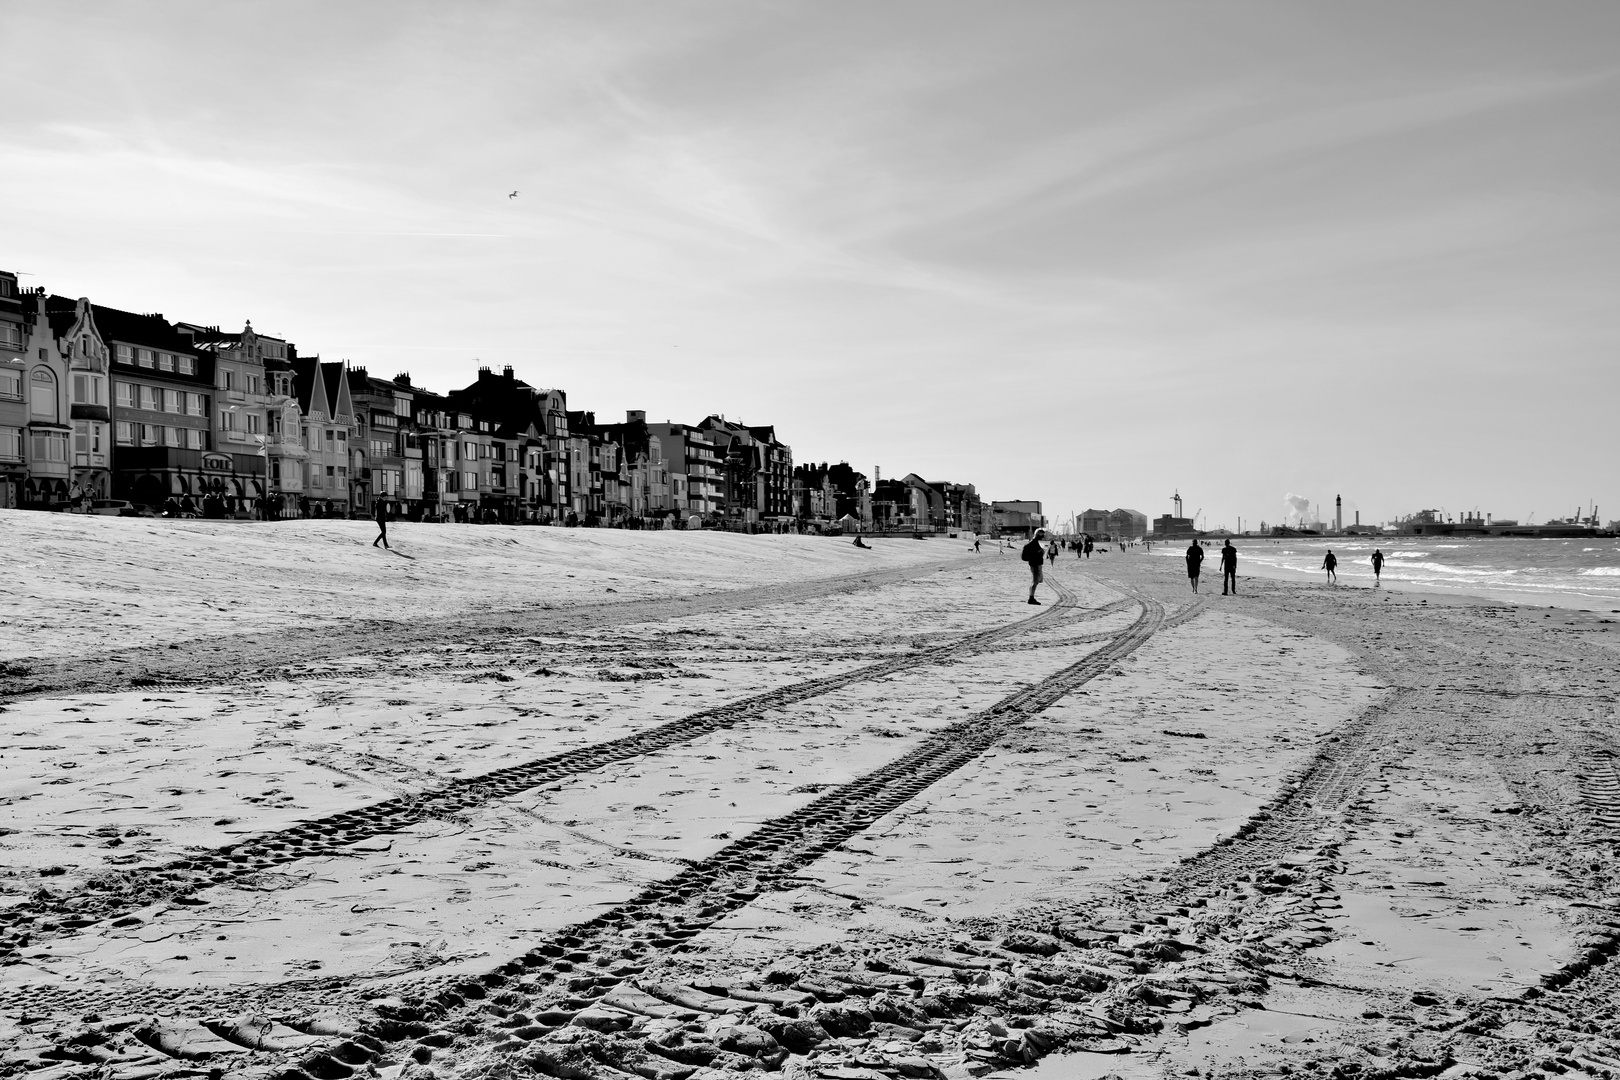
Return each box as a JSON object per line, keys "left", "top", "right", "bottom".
{"left": 78, "top": 301, "right": 198, "bottom": 353}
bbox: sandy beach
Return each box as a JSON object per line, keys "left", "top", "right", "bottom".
{"left": 3, "top": 517, "right": 1620, "bottom": 1080}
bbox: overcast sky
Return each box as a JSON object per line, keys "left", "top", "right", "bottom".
{"left": 4, "top": 1, "right": 1616, "bottom": 529}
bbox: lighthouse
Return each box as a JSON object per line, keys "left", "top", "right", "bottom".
{"left": 1335, "top": 495, "right": 1342, "bottom": 534}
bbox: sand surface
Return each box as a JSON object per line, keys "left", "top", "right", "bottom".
{"left": 2, "top": 520, "right": 1619, "bottom": 1080}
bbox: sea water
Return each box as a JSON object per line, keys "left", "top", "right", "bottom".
{"left": 1152, "top": 537, "right": 1620, "bottom": 610}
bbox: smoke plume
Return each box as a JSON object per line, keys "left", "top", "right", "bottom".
{"left": 1283, "top": 493, "right": 1311, "bottom": 526}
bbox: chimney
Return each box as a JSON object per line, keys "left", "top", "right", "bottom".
{"left": 503, "top": 365, "right": 515, "bottom": 379}
{"left": 395, "top": 372, "right": 412, "bottom": 386}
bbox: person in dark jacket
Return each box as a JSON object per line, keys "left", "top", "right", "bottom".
{"left": 1022, "top": 529, "right": 1049, "bottom": 605}
{"left": 1185, "top": 540, "right": 1204, "bottom": 593}
{"left": 373, "top": 498, "right": 390, "bottom": 549}
{"left": 1220, "top": 540, "right": 1238, "bottom": 595}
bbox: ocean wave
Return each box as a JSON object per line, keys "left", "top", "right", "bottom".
{"left": 1581, "top": 567, "right": 1620, "bottom": 576}
{"left": 1388, "top": 552, "right": 1430, "bottom": 559}
{"left": 1390, "top": 563, "right": 1512, "bottom": 577}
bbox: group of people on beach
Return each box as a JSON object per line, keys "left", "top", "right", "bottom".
{"left": 1015, "top": 526, "right": 1393, "bottom": 604}
{"left": 1184, "top": 541, "right": 1387, "bottom": 592}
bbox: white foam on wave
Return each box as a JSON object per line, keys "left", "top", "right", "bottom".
{"left": 1581, "top": 567, "right": 1620, "bottom": 576}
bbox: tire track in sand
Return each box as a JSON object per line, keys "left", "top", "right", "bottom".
{"left": 0, "top": 577, "right": 1180, "bottom": 1080}
{"left": 0, "top": 568, "right": 1103, "bottom": 966}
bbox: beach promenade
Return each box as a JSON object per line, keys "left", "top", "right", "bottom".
{"left": 1, "top": 518, "right": 1618, "bottom": 1080}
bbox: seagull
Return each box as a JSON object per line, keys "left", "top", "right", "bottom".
{"left": 509, "top": 190, "right": 519, "bottom": 199}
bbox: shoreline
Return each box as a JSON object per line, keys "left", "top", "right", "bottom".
{"left": 1139, "top": 541, "right": 1620, "bottom": 616}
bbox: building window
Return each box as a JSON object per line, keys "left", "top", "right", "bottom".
{"left": 72, "top": 374, "right": 105, "bottom": 405}
{"left": 247, "top": 374, "right": 259, "bottom": 394}
{"left": 136, "top": 348, "right": 154, "bottom": 368}
{"left": 464, "top": 470, "right": 478, "bottom": 490}
{"left": 186, "top": 428, "right": 206, "bottom": 450}
{"left": 246, "top": 413, "right": 262, "bottom": 434}
{"left": 30, "top": 369, "right": 57, "bottom": 421}
{"left": 177, "top": 355, "right": 194, "bottom": 375}
{"left": 115, "top": 421, "right": 134, "bottom": 445}
{"left": 115, "top": 344, "right": 132, "bottom": 364}
{"left": 0, "top": 425, "right": 20, "bottom": 460}
{"left": 325, "top": 465, "right": 335, "bottom": 477}
{"left": 164, "top": 426, "right": 179, "bottom": 446}
{"left": 0, "top": 323, "right": 21, "bottom": 351}
{"left": 0, "top": 368, "right": 20, "bottom": 399}
{"left": 190, "top": 393, "right": 206, "bottom": 417}
{"left": 31, "top": 430, "right": 68, "bottom": 462}
{"left": 335, "top": 429, "right": 346, "bottom": 444}
{"left": 158, "top": 353, "right": 174, "bottom": 372}
{"left": 115, "top": 381, "right": 133, "bottom": 408}
{"left": 139, "top": 424, "right": 157, "bottom": 447}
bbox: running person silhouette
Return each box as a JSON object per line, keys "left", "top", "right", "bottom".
{"left": 1371, "top": 548, "right": 1384, "bottom": 585}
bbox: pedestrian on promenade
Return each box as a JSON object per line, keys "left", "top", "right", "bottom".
{"left": 373, "top": 498, "right": 391, "bottom": 549}
{"left": 974, "top": 538, "right": 981, "bottom": 553}
{"left": 1185, "top": 539, "right": 1204, "bottom": 593}
{"left": 1046, "top": 539, "right": 1058, "bottom": 565}
{"left": 1371, "top": 549, "right": 1384, "bottom": 585}
{"left": 1084, "top": 537, "right": 1094, "bottom": 559}
{"left": 1322, "top": 549, "right": 1338, "bottom": 584}
{"left": 1022, "top": 529, "right": 1049, "bottom": 605}
{"left": 1220, "top": 540, "right": 1238, "bottom": 595}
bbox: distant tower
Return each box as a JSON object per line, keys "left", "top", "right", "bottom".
{"left": 1335, "top": 495, "right": 1343, "bottom": 533}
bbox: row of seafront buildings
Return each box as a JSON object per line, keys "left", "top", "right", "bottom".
{"left": 0, "top": 273, "right": 1044, "bottom": 532}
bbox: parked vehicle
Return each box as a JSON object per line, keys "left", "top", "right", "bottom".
{"left": 88, "top": 499, "right": 143, "bottom": 516}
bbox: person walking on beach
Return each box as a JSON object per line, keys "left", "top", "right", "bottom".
{"left": 1046, "top": 539, "right": 1058, "bottom": 565}
{"left": 372, "top": 497, "right": 391, "bottom": 549}
{"left": 1022, "top": 529, "right": 1048, "bottom": 605}
{"left": 1322, "top": 548, "right": 1338, "bottom": 584}
{"left": 1220, "top": 540, "right": 1238, "bottom": 595}
{"left": 1371, "top": 549, "right": 1384, "bottom": 585}
{"left": 1185, "top": 539, "right": 1204, "bottom": 593}
{"left": 973, "top": 538, "right": 981, "bottom": 553}
{"left": 1084, "top": 536, "right": 1094, "bottom": 559}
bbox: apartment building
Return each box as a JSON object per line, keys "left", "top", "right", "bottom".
{"left": 347, "top": 367, "right": 418, "bottom": 516}
{"left": 0, "top": 273, "right": 28, "bottom": 508}
{"left": 644, "top": 420, "right": 723, "bottom": 520}
{"left": 94, "top": 304, "right": 215, "bottom": 509}
{"left": 262, "top": 353, "right": 306, "bottom": 511}
{"left": 185, "top": 321, "right": 293, "bottom": 514}
{"left": 698, "top": 416, "right": 793, "bottom": 525}
{"left": 290, "top": 357, "right": 353, "bottom": 515}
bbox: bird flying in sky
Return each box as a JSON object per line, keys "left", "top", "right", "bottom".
{"left": 508, "top": 190, "right": 518, "bottom": 199}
